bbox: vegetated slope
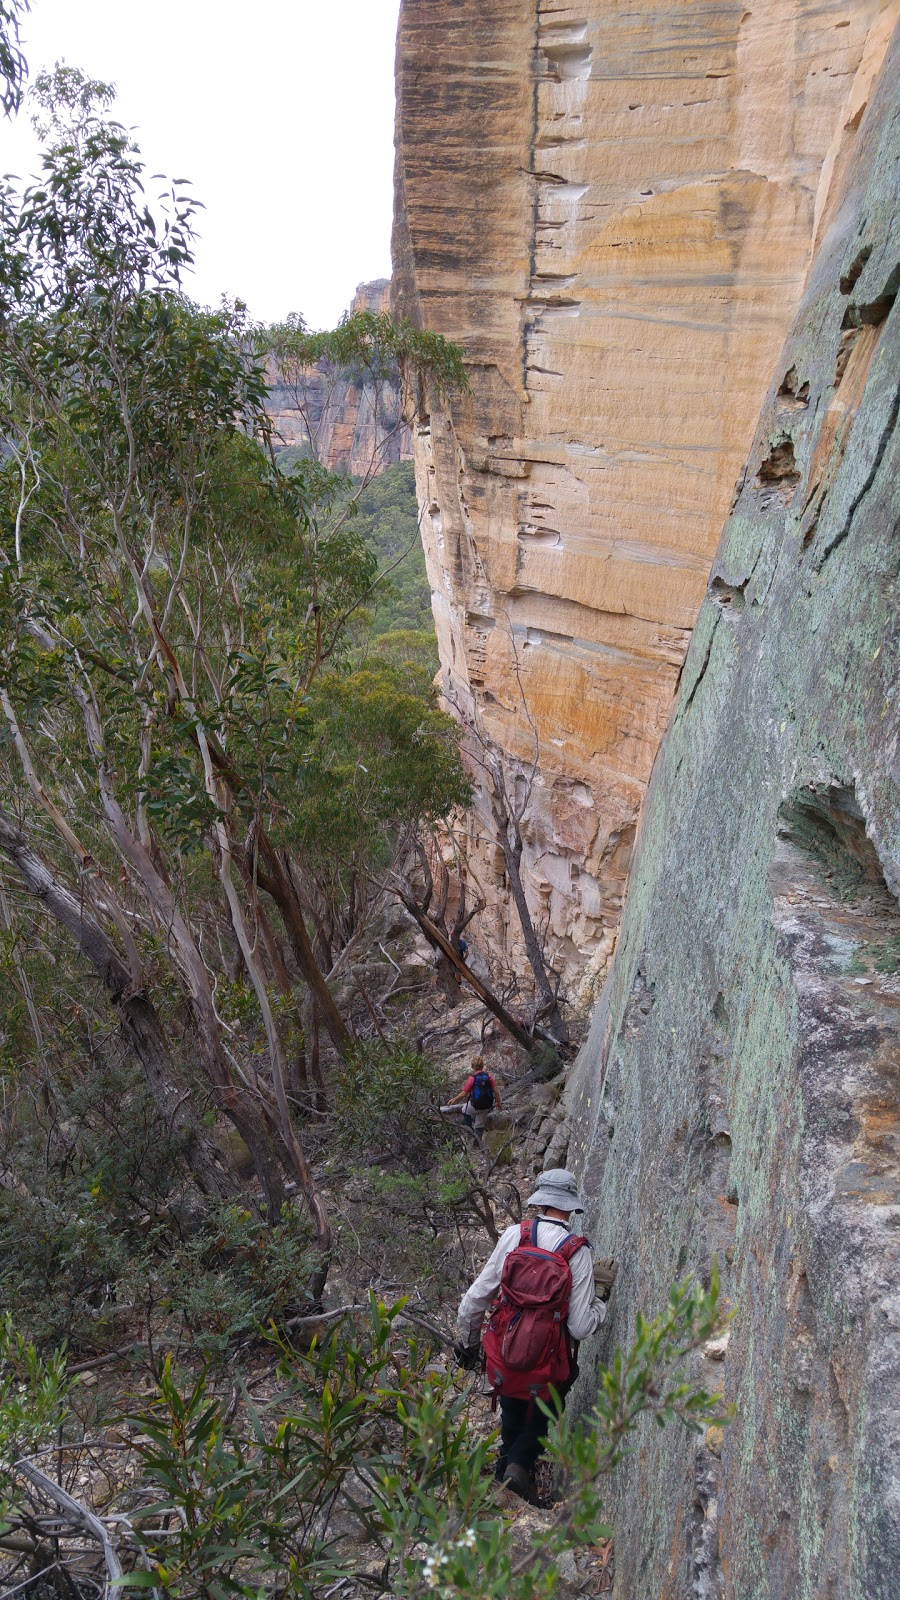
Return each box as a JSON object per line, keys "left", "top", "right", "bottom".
{"left": 0, "top": 57, "right": 696, "bottom": 1600}
{"left": 0, "top": 64, "right": 474, "bottom": 1360}
{"left": 272, "top": 457, "right": 437, "bottom": 651}
{"left": 354, "top": 462, "right": 435, "bottom": 642}
{"left": 566, "top": 27, "right": 900, "bottom": 1600}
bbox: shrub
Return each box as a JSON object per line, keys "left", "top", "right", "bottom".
{"left": 334, "top": 1041, "right": 448, "bottom": 1166}
{"left": 114, "top": 1277, "right": 727, "bottom": 1597}
{"left": 153, "top": 1203, "right": 316, "bottom": 1360}
{"left": 0, "top": 1190, "right": 315, "bottom": 1360}
{"left": 0, "top": 1314, "right": 70, "bottom": 1529}
{"left": 527, "top": 1042, "right": 565, "bottom": 1082}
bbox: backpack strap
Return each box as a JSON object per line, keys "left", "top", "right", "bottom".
{"left": 555, "top": 1232, "right": 590, "bottom": 1264}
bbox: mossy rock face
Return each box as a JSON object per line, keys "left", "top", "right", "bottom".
{"left": 567, "top": 50, "right": 900, "bottom": 1600}
{"left": 527, "top": 1043, "right": 565, "bottom": 1083}
{"left": 221, "top": 1128, "right": 256, "bottom": 1179}
{"left": 482, "top": 1128, "right": 512, "bottom": 1164}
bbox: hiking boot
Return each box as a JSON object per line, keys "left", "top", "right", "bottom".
{"left": 501, "top": 1462, "right": 536, "bottom": 1503}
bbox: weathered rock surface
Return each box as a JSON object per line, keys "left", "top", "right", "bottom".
{"left": 566, "top": 26, "right": 900, "bottom": 1595}
{"left": 393, "top": 0, "right": 895, "bottom": 993}
{"left": 267, "top": 279, "right": 412, "bottom": 476}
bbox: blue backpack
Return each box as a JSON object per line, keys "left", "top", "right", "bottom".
{"left": 470, "top": 1071, "right": 495, "bottom": 1110}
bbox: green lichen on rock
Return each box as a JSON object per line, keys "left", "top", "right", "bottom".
{"left": 566, "top": 33, "right": 900, "bottom": 1600}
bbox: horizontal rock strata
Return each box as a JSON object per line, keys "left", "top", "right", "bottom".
{"left": 267, "top": 279, "right": 412, "bottom": 476}
{"left": 393, "top": 0, "right": 893, "bottom": 994}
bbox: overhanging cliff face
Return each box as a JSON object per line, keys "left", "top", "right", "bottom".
{"left": 566, "top": 23, "right": 899, "bottom": 1594}
{"left": 393, "top": 0, "right": 893, "bottom": 993}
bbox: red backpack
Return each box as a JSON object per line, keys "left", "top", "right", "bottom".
{"left": 482, "top": 1219, "right": 589, "bottom": 1403}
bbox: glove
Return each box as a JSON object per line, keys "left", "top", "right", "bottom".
{"left": 592, "top": 1257, "right": 618, "bottom": 1301}
{"left": 454, "top": 1341, "right": 482, "bottom": 1371}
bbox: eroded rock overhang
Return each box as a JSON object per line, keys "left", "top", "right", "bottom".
{"left": 392, "top": 0, "right": 895, "bottom": 994}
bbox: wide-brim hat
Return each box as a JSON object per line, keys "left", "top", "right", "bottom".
{"left": 526, "top": 1167, "right": 586, "bottom": 1213}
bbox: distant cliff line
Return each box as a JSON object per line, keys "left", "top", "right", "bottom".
{"left": 266, "top": 279, "right": 413, "bottom": 478}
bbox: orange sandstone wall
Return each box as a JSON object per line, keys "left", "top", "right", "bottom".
{"left": 392, "top": 0, "right": 892, "bottom": 997}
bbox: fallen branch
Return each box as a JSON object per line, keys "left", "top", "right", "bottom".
{"left": 396, "top": 893, "right": 533, "bottom": 1049}
{"left": 0, "top": 1532, "right": 38, "bottom": 1554}
{"left": 5, "top": 1561, "right": 62, "bottom": 1597}
{"left": 280, "top": 1303, "right": 367, "bottom": 1333}
{"left": 14, "top": 1458, "right": 123, "bottom": 1594}
{"left": 68, "top": 1343, "right": 147, "bottom": 1374}
{"left": 394, "top": 1306, "right": 454, "bottom": 1349}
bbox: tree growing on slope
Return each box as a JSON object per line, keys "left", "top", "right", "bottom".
{"left": 438, "top": 627, "right": 570, "bottom": 1047}
{"left": 0, "top": 67, "right": 468, "bottom": 1287}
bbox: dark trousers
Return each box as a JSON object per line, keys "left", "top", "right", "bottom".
{"left": 497, "top": 1376, "right": 574, "bottom": 1478}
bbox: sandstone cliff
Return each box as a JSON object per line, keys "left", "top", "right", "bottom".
{"left": 563, "top": 24, "right": 899, "bottom": 1595}
{"left": 395, "top": 0, "right": 899, "bottom": 1590}
{"left": 267, "top": 279, "right": 412, "bottom": 476}
{"left": 393, "top": 0, "right": 895, "bottom": 996}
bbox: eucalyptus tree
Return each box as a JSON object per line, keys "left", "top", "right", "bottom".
{"left": 0, "top": 68, "right": 467, "bottom": 1273}
{"left": 0, "top": 0, "right": 29, "bottom": 116}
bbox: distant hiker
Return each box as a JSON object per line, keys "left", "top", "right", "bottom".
{"left": 454, "top": 1167, "right": 617, "bottom": 1502}
{"left": 449, "top": 934, "right": 469, "bottom": 987}
{"left": 446, "top": 1056, "right": 501, "bottom": 1139}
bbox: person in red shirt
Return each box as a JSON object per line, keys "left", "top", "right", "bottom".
{"left": 446, "top": 1055, "right": 502, "bottom": 1139}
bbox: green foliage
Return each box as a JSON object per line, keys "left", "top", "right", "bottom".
{"left": 0, "top": 1043, "right": 314, "bottom": 1355}
{"left": 0, "top": 1, "right": 29, "bottom": 117}
{"left": 352, "top": 462, "right": 435, "bottom": 640}
{"left": 526, "top": 1041, "right": 565, "bottom": 1082}
{"left": 296, "top": 665, "right": 469, "bottom": 860}
{"left": 120, "top": 1298, "right": 469, "bottom": 1597}
{"left": 846, "top": 933, "right": 900, "bottom": 977}
{"left": 0, "top": 1313, "right": 69, "bottom": 1533}
{"left": 552, "top": 1269, "right": 727, "bottom": 1471}
{"left": 0, "top": 1312, "right": 69, "bottom": 1466}
{"left": 274, "top": 458, "right": 435, "bottom": 647}
{"left": 115, "top": 1282, "right": 726, "bottom": 1598}
{"left": 334, "top": 1041, "right": 448, "bottom": 1164}
{"left": 154, "top": 1204, "right": 316, "bottom": 1360}
{"left": 0, "top": 1187, "right": 133, "bottom": 1348}
{"left": 0, "top": 68, "right": 461, "bottom": 886}
{"left": 2, "top": 65, "right": 204, "bottom": 318}
{"left": 0, "top": 1179, "right": 315, "bottom": 1358}
{"left": 357, "top": 1143, "right": 501, "bottom": 1294}
{"left": 264, "top": 311, "right": 468, "bottom": 403}
{"left": 373, "top": 626, "right": 440, "bottom": 679}
{"left": 872, "top": 934, "right": 900, "bottom": 974}
{"left": 0, "top": 65, "right": 468, "bottom": 1223}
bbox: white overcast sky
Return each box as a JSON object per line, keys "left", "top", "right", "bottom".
{"left": 0, "top": 0, "right": 401, "bottom": 329}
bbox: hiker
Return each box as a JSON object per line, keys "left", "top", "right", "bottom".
{"left": 454, "top": 1167, "right": 617, "bottom": 1502}
{"left": 445, "top": 1056, "right": 501, "bottom": 1138}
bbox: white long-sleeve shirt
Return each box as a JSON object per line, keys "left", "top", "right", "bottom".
{"left": 457, "top": 1216, "right": 606, "bottom": 1346}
